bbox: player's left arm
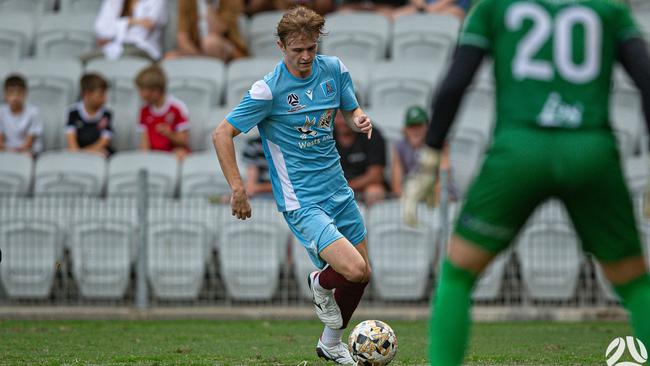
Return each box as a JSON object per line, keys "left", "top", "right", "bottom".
{"left": 618, "top": 38, "right": 650, "bottom": 140}
{"left": 341, "top": 108, "right": 373, "bottom": 139}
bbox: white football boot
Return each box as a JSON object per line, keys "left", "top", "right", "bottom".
{"left": 308, "top": 271, "right": 343, "bottom": 329}
{"left": 316, "top": 338, "right": 355, "bottom": 365}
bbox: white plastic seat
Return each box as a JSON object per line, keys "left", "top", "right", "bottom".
{"left": 193, "top": 107, "right": 230, "bottom": 151}
{"left": 35, "top": 14, "right": 95, "bottom": 59}
{"left": 86, "top": 57, "right": 151, "bottom": 150}
{"left": 69, "top": 220, "right": 134, "bottom": 299}
{"left": 107, "top": 151, "right": 178, "bottom": 197}
{"left": 448, "top": 126, "right": 488, "bottom": 198}
{"left": 0, "top": 14, "right": 34, "bottom": 61}
{"left": 34, "top": 152, "right": 106, "bottom": 196}
{"left": 162, "top": 58, "right": 226, "bottom": 128}
{"left": 249, "top": 11, "right": 284, "bottom": 58}
{"left": 12, "top": 58, "right": 82, "bottom": 150}
{"left": 391, "top": 13, "right": 460, "bottom": 62}
{"left": 367, "top": 199, "right": 438, "bottom": 300}
{"left": 180, "top": 152, "right": 231, "bottom": 197}
{"left": 225, "top": 57, "right": 278, "bottom": 107}
{"left": 147, "top": 220, "right": 208, "bottom": 300}
{"left": 364, "top": 106, "right": 409, "bottom": 144}
{"left": 472, "top": 251, "right": 510, "bottom": 300}
{"left": 0, "top": 152, "right": 33, "bottom": 195}
{"left": 59, "top": 0, "right": 103, "bottom": 14}
{"left": 368, "top": 61, "right": 443, "bottom": 109}
{"left": 321, "top": 12, "right": 390, "bottom": 62}
{"left": 342, "top": 59, "right": 370, "bottom": 106}
{"left": 516, "top": 217, "right": 582, "bottom": 301}
{"left": 0, "top": 0, "right": 50, "bottom": 14}
{"left": 218, "top": 200, "right": 289, "bottom": 300}
{"left": 0, "top": 219, "right": 61, "bottom": 299}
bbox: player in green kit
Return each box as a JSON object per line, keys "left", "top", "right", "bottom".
{"left": 403, "top": 0, "right": 650, "bottom": 364}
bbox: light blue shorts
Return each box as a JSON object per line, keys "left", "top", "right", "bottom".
{"left": 283, "top": 186, "right": 367, "bottom": 269}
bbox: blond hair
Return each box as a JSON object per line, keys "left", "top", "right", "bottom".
{"left": 276, "top": 6, "right": 326, "bottom": 45}
{"left": 135, "top": 64, "right": 166, "bottom": 92}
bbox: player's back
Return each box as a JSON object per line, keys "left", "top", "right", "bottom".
{"left": 462, "top": 0, "right": 640, "bottom": 130}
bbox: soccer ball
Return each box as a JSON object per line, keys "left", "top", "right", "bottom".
{"left": 347, "top": 320, "right": 398, "bottom": 366}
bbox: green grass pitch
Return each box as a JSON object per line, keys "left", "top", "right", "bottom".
{"left": 0, "top": 319, "right": 632, "bottom": 365}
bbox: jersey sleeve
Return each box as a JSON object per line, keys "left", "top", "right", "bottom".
{"left": 226, "top": 80, "right": 273, "bottom": 133}
{"left": 458, "top": 0, "right": 495, "bottom": 51}
{"left": 337, "top": 59, "right": 359, "bottom": 111}
{"left": 65, "top": 108, "right": 76, "bottom": 135}
{"left": 613, "top": 3, "right": 642, "bottom": 43}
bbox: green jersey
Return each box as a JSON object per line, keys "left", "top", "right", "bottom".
{"left": 460, "top": 0, "right": 641, "bottom": 129}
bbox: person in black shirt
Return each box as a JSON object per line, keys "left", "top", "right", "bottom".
{"left": 243, "top": 136, "right": 274, "bottom": 199}
{"left": 65, "top": 73, "right": 113, "bottom": 157}
{"left": 334, "top": 110, "right": 386, "bottom": 205}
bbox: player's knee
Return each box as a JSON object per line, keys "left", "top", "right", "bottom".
{"left": 344, "top": 262, "right": 368, "bottom": 283}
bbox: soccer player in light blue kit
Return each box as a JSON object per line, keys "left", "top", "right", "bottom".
{"left": 212, "top": 6, "right": 373, "bottom": 364}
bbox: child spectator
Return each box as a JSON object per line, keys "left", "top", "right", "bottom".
{"left": 165, "top": 0, "right": 248, "bottom": 61}
{"left": 0, "top": 74, "right": 43, "bottom": 156}
{"left": 135, "top": 64, "right": 190, "bottom": 160}
{"left": 66, "top": 73, "right": 114, "bottom": 157}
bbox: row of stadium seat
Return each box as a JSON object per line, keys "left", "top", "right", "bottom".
{"left": 1, "top": 198, "right": 649, "bottom": 301}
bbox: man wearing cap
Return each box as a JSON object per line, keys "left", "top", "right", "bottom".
{"left": 390, "top": 105, "right": 429, "bottom": 197}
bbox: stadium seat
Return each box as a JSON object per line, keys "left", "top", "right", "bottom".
{"left": 225, "top": 57, "right": 278, "bottom": 107}
{"left": 472, "top": 251, "right": 510, "bottom": 301}
{"left": 35, "top": 14, "right": 95, "bottom": 59}
{"left": 180, "top": 151, "right": 232, "bottom": 198}
{"left": 367, "top": 200, "right": 438, "bottom": 300}
{"left": 368, "top": 61, "right": 443, "bottom": 109}
{"left": 249, "top": 11, "right": 284, "bottom": 58}
{"left": 147, "top": 220, "right": 209, "bottom": 300}
{"left": 59, "top": 0, "right": 103, "bottom": 14}
{"left": 592, "top": 258, "right": 618, "bottom": 302}
{"left": 86, "top": 57, "right": 151, "bottom": 151}
{"left": 631, "top": 0, "right": 650, "bottom": 11}
{"left": 0, "top": 14, "right": 34, "bottom": 62}
{"left": 193, "top": 107, "right": 230, "bottom": 151}
{"left": 0, "top": 0, "right": 50, "bottom": 14}
{"left": 364, "top": 106, "right": 408, "bottom": 144}
{"left": 391, "top": 13, "right": 460, "bottom": 62}
{"left": 161, "top": 57, "right": 225, "bottom": 113}
{"left": 0, "top": 219, "right": 61, "bottom": 299}
{"left": 68, "top": 219, "right": 135, "bottom": 299}
{"left": 107, "top": 151, "right": 179, "bottom": 197}
{"left": 321, "top": 12, "right": 390, "bottom": 62}
{"left": 0, "top": 152, "right": 33, "bottom": 196}
{"left": 11, "top": 58, "right": 82, "bottom": 150}
{"left": 341, "top": 59, "right": 370, "bottom": 107}
{"left": 34, "top": 152, "right": 106, "bottom": 196}
{"left": 448, "top": 126, "right": 488, "bottom": 198}
{"left": 516, "top": 211, "right": 582, "bottom": 301}
{"left": 218, "top": 200, "right": 289, "bottom": 300}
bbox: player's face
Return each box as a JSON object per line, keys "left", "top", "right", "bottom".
{"left": 279, "top": 36, "right": 318, "bottom": 78}
{"left": 4, "top": 87, "right": 26, "bottom": 112}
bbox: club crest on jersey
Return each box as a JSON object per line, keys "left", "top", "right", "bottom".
{"left": 318, "top": 109, "right": 334, "bottom": 129}
{"left": 296, "top": 116, "right": 318, "bottom": 139}
{"left": 287, "top": 93, "right": 305, "bottom": 113}
{"left": 320, "top": 79, "right": 336, "bottom": 98}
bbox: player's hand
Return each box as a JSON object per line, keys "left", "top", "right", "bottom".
{"left": 402, "top": 147, "right": 440, "bottom": 228}
{"left": 353, "top": 115, "right": 373, "bottom": 139}
{"left": 155, "top": 124, "right": 172, "bottom": 137}
{"left": 230, "top": 188, "right": 252, "bottom": 220}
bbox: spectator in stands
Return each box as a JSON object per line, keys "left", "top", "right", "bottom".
{"left": 246, "top": 0, "right": 335, "bottom": 15}
{"left": 390, "top": 105, "right": 427, "bottom": 197}
{"left": 334, "top": 110, "right": 386, "bottom": 205}
{"left": 135, "top": 64, "right": 191, "bottom": 161}
{"left": 165, "top": 0, "right": 248, "bottom": 61}
{"left": 243, "top": 136, "right": 274, "bottom": 199}
{"left": 393, "top": 0, "right": 471, "bottom": 19}
{"left": 66, "top": 73, "right": 114, "bottom": 157}
{"left": 84, "top": 0, "right": 167, "bottom": 62}
{"left": 0, "top": 74, "right": 43, "bottom": 157}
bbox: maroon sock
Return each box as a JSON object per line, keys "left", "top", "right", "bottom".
{"left": 317, "top": 265, "right": 349, "bottom": 290}
{"left": 334, "top": 280, "right": 368, "bottom": 329}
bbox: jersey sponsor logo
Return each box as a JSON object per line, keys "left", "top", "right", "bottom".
{"left": 306, "top": 89, "right": 313, "bottom": 100}
{"left": 287, "top": 93, "right": 306, "bottom": 113}
{"left": 318, "top": 109, "right": 334, "bottom": 129}
{"left": 320, "top": 79, "right": 336, "bottom": 98}
{"left": 606, "top": 337, "right": 647, "bottom": 366}
{"left": 295, "top": 116, "right": 318, "bottom": 139}
{"left": 537, "top": 92, "right": 584, "bottom": 128}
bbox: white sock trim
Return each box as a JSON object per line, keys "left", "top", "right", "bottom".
{"left": 321, "top": 326, "right": 344, "bottom": 347}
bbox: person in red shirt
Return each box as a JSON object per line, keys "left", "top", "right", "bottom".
{"left": 135, "top": 64, "right": 190, "bottom": 160}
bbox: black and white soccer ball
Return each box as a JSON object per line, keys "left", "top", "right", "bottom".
{"left": 348, "top": 320, "right": 398, "bottom": 366}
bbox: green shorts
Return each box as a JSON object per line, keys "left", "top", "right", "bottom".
{"left": 455, "top": 126, "right": 643, "bottom": 262}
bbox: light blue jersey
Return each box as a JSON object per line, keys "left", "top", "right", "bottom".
{"left": 226, "top": 55, "right": 359, "bottom": 212}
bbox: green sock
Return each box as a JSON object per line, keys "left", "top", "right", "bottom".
{"left": 429, "top": 259, "right": 478, "bottom": 366}
{"left": 614, "top": 273, "right": 650, "bottom": 346}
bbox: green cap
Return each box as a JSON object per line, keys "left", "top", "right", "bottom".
{"left": 404, "top": 105, "right": 428, "bottom": 126}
